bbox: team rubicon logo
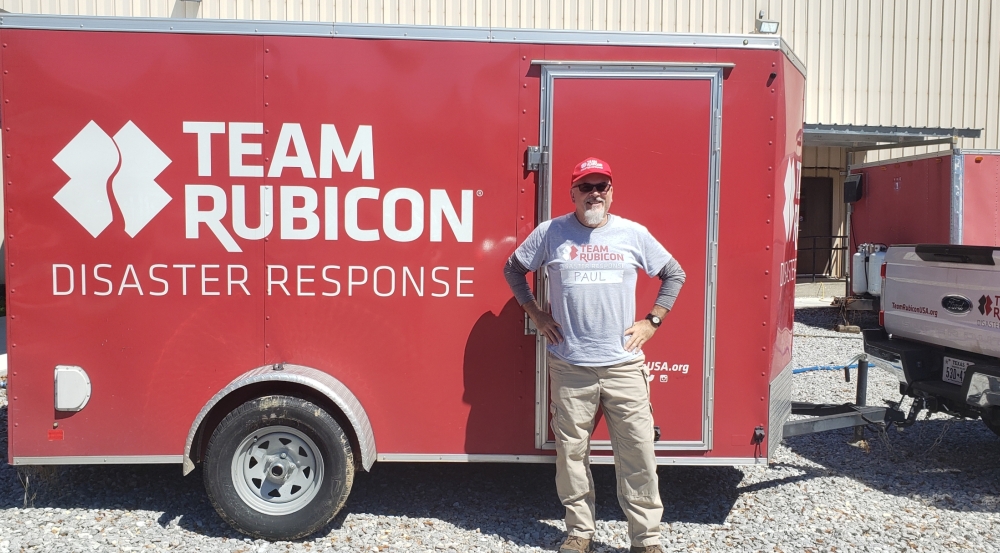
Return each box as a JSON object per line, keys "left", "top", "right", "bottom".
{"left": 560, "top": 243, "right": 624, "bottom": 262}
{"left": 782, "top": 158, "right": 801, "bottom": 245}
{"left": 50, "top": 119, "right": 475, "bottom": 254}
{"left": 53, "top": 121, "right": 172, "bottom": 238}
{"left": 980, "top": 294, "right": 1000, "bottom": 320}
{"left": 579, "top": 159, "right": 604, "bottom": 171}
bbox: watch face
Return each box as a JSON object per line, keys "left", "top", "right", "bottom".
{"left": 647, "top": 314, "right": 661, "bottom": 326}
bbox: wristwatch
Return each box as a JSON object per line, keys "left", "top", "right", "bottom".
{"left": 645, "top": 313, "right": 662, "bottom": 328}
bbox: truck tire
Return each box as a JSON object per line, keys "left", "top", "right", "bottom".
{"left": 203, "top": 395, "right": 355, "bottom": 540}
{"left": 982, "top": 417, "right": 1000, "bottom": 439}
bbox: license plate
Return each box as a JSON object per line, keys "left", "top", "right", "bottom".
{"left": 943, "top": 357, "right": 971, "bottom": 385}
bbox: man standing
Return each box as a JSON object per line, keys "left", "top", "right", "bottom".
{"left": 504, "top": 157, "right": 685, "bottom": 553}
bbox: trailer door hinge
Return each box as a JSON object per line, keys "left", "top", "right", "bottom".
{"left": 525, "top": 313, "right": 537, "bottom": 335}
{"left": 526, "top": 146, "right": 548, "bottom": 172}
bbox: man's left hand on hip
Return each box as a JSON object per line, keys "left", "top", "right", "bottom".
{"left": 624, "top": 319, "right": 658, "bottom": 353}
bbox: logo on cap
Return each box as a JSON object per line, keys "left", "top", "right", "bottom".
{"left": 54, "top": 120, "right": 172, "bottom": 238}
{"left": 580, "top": 159, "right": 604, "bottom": 171}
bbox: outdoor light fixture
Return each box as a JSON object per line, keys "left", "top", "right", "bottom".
{"left": 755, "top": 10, "right": 779, "bottom": 34}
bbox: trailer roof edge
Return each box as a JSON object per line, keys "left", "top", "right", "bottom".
{"left": 0, "top": 13, "right": 807, "bottom": 77}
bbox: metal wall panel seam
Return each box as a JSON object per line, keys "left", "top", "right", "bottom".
{"left": 972, "top": 0, "right": 992, "bottom": 151}
{"left": 842, "top": 0, "right": 858, "bottom": 125}
{"left": 714, "top": 0, "right": 726, "bottom": 33}
{"left": 795, "top": 0, "right": 810, "bottom": 67}
{"left": 914, "top": 0, "right": 932, "bottom": 155}
{"left": 804, "top": 0, "right": 820, "bottom": 123}
{"left": 865, "top": 0, "right": 882, "bottom": 129}
{"left": 961, "top": 0, "right": 977, "bottom": 147}
{"left": 901, "top": 0, "right": 920, "bottom": 137}
{"left": 855, "top": 0, "right": 871, "bottom": 125}
{"left": 948, "top": 0, "right": 967, "bottom": 139}
{"left": 879, "top": 0, "right": 895, "bottom": 129}
{"left": 829, "top": 0, "right": 846, "bottom": 125}
{"left": 926, "top": 0, "right": 944, "bottom": 135}
{"left": 891, "top": 0, "right": 908, "bottom": 138}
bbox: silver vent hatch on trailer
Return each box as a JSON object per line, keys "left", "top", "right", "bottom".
{"left": 54, "top": 365, "right": 92, "bottom": 412}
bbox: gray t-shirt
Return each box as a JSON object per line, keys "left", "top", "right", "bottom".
{"left": 513, "top": 213, "right": 673, "bottom": 366}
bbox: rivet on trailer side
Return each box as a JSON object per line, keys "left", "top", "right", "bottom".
{"left": 1, "top": 14, "right": 809, "bottom": 539}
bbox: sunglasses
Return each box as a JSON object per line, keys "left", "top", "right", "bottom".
{"left": 574, "top": 182, "right": 611, "bottom": 193}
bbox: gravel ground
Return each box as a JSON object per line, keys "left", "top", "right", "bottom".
{"left": 2, "top": 307, "right": 1000, "bottom": 552}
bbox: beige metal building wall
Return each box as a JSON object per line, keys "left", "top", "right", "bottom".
{"left": 3, "top": 0, "right": 998, "bottom": 156}
{"left": 2, "top": 0, "right": 999, "bottom": 276}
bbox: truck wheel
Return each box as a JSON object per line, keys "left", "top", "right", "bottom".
{"left": 203, "top": 395, "right": 355, "bottom": 540}
{"left": 982, "top": 417, "right": 1000, "bottom": 438}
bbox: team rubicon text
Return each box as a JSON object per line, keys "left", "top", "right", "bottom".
{"left": 52, "top": 121, "right": 478, "bottom": 299}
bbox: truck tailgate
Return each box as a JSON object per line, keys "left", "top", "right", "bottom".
{"left": 883, "top": 245, "right": 1000, "bottom": 357}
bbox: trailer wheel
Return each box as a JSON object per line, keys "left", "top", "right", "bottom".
{"left": 203, "top": 395, "right": 355, "bottom": 540}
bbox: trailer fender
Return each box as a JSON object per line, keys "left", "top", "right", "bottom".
{"left": 183, "top": 364, "right": 376, "bottom": 475}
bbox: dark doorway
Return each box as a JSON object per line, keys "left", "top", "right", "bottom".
{"left": 797, "top": 177, "right": 834, "bottom": 276}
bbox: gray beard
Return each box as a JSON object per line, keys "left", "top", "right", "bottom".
{"left": 583, "top": 203, "right": 606, "bottom": 226}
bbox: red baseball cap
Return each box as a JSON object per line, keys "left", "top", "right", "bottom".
{"left": 571, "top": 157, "right": 613, "bottom": 186}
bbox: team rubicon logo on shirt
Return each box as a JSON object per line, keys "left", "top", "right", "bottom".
{"left": 565, "top": 244, "right": 625, "bottom": 262}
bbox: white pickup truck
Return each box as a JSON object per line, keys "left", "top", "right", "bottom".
{"left": 863, "top": 244, "right": 1000, "bottom": 434}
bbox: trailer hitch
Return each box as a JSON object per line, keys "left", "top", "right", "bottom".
{"left": 891, "top": 396, "right": 928, "bottom": 429}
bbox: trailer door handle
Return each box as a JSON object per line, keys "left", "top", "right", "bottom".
{"left": 526, "top": 146, "right": 548, "bottom": 172}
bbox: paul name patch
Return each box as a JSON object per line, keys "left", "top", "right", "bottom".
{"left": 561, "top": 269, "right": 625, "bottom": 285}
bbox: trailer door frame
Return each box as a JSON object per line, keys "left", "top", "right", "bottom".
{"left": 531, "top": 62, "right": 725, "bottom": 452}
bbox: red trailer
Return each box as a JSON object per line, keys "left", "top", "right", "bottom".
{"left": 851, "top": 150, "right": 1000, "bottom": 248}
{"left": 1, "top": 14, "right": 805, "bottom": 538}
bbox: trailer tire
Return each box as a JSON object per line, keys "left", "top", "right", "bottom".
{"left": 203, "top": 395, "right": 355, "bottom": 540}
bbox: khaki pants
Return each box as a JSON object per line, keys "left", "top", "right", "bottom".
{"left": 548, "top": 353, "right": 663, "bottom": 547}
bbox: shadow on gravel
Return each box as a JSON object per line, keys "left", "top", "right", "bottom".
{"left": 781, "top": 418, "right": 1000, "bottom": 514}
{"left": 0, "top": 402, "right": 745, "bottom": 550}
{"left": 335, "top": 462, "right": 742, "bottom": 549}
{"left": 795, "top": 306, "right": 878, "bottom": 331}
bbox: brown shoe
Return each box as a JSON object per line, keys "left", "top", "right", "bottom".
{"left": 559, "top": 535, "right": 593, "bottom": 553}
{"left": 629, "top": 545, "right": 665, "bottom": 553}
